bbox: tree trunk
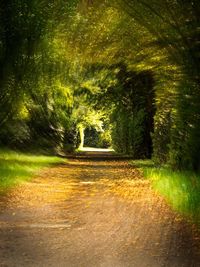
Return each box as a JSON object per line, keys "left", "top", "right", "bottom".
{"left": 78, "top": 125, "right": 85, "bottom": 149}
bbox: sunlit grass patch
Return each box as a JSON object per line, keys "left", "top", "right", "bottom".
{"left": 0, "top": 149, "right": 66, "bottom": 193}
{"left": 132, "top": 160, "right": 200, "bottom": 223}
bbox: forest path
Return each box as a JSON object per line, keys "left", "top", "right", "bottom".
{"left": 0, "top": 151, "right": 200, "bottom": 267}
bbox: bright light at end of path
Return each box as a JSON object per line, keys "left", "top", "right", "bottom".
{"left": 79, "top": 147, "right": 114, "bottom": 152}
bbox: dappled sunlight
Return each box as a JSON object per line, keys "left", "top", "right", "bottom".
{"left": 0, "top": 153, "right": 188, "bottom": 220}
{"left": 1, "top": 153, "right": 156, "bottom": 221}
{"left": 1, "top": 152, "right": 200, "bottom": 266}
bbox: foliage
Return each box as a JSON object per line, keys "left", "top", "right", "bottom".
{"left": 114, "top": 0, "right": 200, "bottom": 169}
{"left": 0, "top": 0, "right": 78, "bottom": 151}
{"left": 86, "top": 64, "right": 155, "bottom": 157}
{"left": 0, "top": 0, "right": 199, "bottom": 171}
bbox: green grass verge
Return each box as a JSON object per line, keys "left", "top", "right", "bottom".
{"left": 0, "top": 149, "right": 66, "bottom": 193}
{"left": 132, "top": 160, "right": 200, "bottom": 223}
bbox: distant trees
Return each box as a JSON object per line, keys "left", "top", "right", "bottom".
{"left": 80, "top": 63, "right": 155, "bottom": 157}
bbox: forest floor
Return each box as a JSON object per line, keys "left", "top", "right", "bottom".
{"left": 0, "top": 151, "right": 200, "bottom": 267}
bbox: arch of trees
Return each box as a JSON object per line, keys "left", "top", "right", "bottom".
{"left": 0, "top": 0, "right": 199, "bottom": 170}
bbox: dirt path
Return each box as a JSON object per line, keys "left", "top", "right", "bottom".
{"left": 0, "top": 152, "right": 200, "bottom": 267}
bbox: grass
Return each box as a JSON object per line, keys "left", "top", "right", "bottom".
{"left": 0, "top": 149, "right": 66, "bottom": 193}
{"left": 132, "top": 160, "right": 200, "bottom": 223}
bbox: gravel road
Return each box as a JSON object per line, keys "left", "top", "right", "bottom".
{"left": 0, "top": 151, "right": 200, "bottom": 267}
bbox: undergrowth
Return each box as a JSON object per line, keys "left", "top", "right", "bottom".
{"left": 132, "top": 160, "right": 200, "bottom": 224}
{"left": 0, "top": 149, "right": 66, "bottom": 193}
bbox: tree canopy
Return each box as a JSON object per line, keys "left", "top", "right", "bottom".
{"left": 0, "top": 0, "right": 199, "bottom": 170}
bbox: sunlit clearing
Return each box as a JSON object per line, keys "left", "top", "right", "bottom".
{"left": 79, "top": 147, "right": 114, "bottom": 152}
